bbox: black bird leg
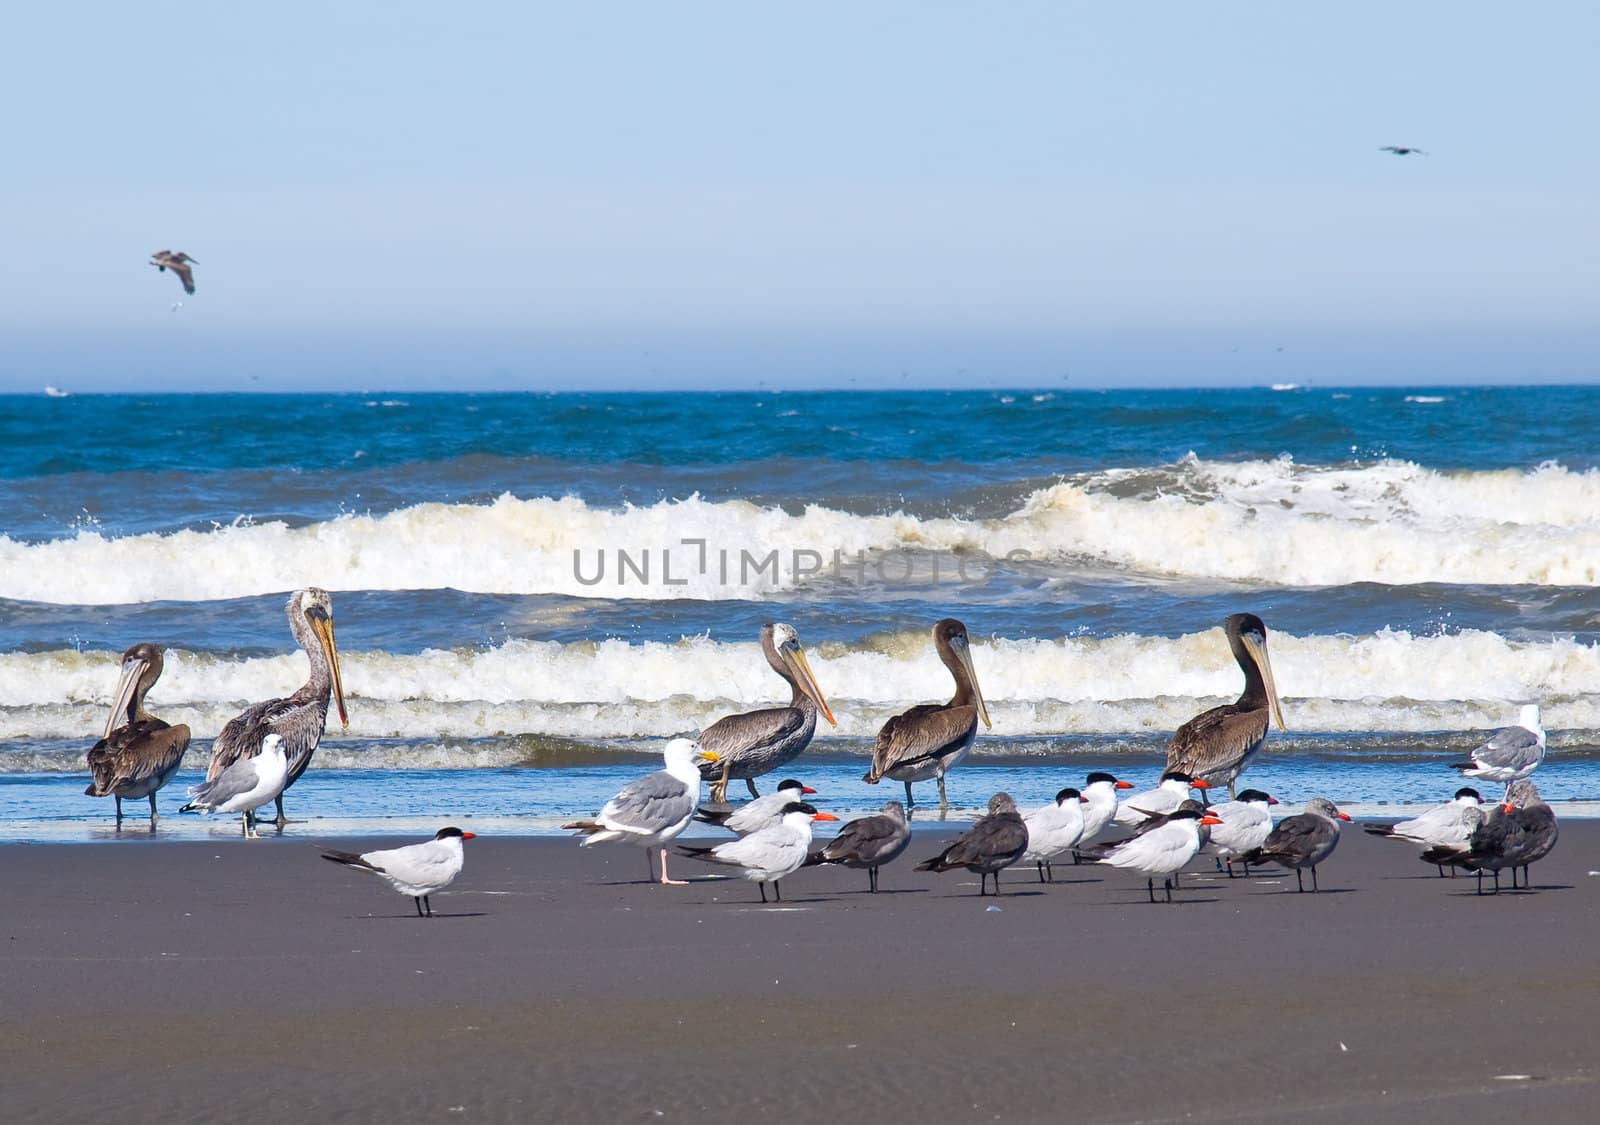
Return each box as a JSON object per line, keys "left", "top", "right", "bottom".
{"left": 746, "top": 778, "right": 761, "bottom": 799}
{"left": 414, "top": 897, "right": 425, "bottom": 917}
{"left": 1294, "top": 869, "right": 1305, "bottom": 893}
{"left": 1311, "top": 866, "right": 1320, "bottom": 893}
{"left": 1146, "top": 877, "right": 1156, "bottom": 903}
{"left": 774, "top": 880, "right": 782, "bottom": 902}
{"left": 1037, "top": 861, "right": 1047, "bottom": 883}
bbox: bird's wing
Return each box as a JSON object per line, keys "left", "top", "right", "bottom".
{"left": 188, "top": 755, "right": 260, "bottom": 807}
{"left": 822, "top": 815, "right": 907, "bottom": 864}
{"left": 721, "top": 791, "right": 790, "bottom": 833}
{"left": 1103, "top": 822, "right": 1191, "bottom": 871}
{"left": 207, "top": 696, "right": 327, "bottom": 779}
{"left": 599, "top": 769, "right": 694, "bottom": 836}
{"left": 1474, "top": 726, "right": 1543, "bottom": 771}
{"left": 1166, "top": 707, "right": 1268, "bottom": 778}
{"left": 362, "top": 841, "right": 457, "bottom": 888}
{"left": 942, "top": 813, "right": 1028, "bottom": 866}
{"left": 106, "top": 722, "right": 190, "bottom": 788}
{"left": 1258, "top": 813, "right": 1332, "bottom": 857}
{"left": 1389, "top": 802, "right": 1463, "bottom": 843}
{"left": 694, "top": 706, "right": 805, "bottom": 769}
{"left": 869, "top": 705, "right": 976, "bottom": 774}
{"left": 170, "top": 261, "right": 195, "bottom": 294}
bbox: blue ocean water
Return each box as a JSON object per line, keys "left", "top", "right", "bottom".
{"left": 3, "top": 386, "right": 1598, "bottom": 838}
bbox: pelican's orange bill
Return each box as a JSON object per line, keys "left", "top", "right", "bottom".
{"left": 811, "top": 812, "right": 840, "bottom": 822}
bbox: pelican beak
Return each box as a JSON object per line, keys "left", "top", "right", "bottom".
{"left": 812, "top": 812, "right": 840, "bottom": 822}
{"left": 1242, "top": 632, "right": 1286, "bottom": 731}
{"left": 954, "top": 638, "right": 991, "bottom": 730}
{"left": 306, "top": 609, "right": 348, "bottom": 728}
{"left": 104, "top": 656, "right": 149, "bottom": 738}
{"left": 696, "top": 748, "right": 721, "bottom": 765}
{"left": 784, "top": 645, "right": 836, "bottom": 727}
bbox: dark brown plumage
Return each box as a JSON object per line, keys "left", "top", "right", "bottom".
{"left": 1165, "top": 613, "right": 1285, "bottom": 797}
{"left": 915, "top": 792, "right": 1028, "bottom": 895}
{"left": 149, "top": 250, "right": 197, "bottom": 294}
{"left": 85, "top": 643, "right": 190, "bottom": 828}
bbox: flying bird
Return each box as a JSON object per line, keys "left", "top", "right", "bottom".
{"left": 322, "top": 827, "right": 476, "bottom": 918}
{"left": 84, "top": 643, "right": 190, "bottom": 828}
{"left": 1379, "top": 145, "right": 1428, "bottom": 155}
{"left": 149, "top": 250, "right": 198, "bottom": 294}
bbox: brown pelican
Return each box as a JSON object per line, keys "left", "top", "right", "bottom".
{"left": 696, "top": 623, "right": 835, "bottom": 803}
{"left": 205, "top": 588, "right": 347, "bottom": 826}
{"left": 864, "top": 618, "right": 990, "bottom": 810}
{"left": 1165, "top": 613, "right": 1285, "bottom": 798}
{"left": 149, "top": 250, "right": 197, "bottom": 294}
{"left": 84, "top": 643, "right": 191, "bottom": 828}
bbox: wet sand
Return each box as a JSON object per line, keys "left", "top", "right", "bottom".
{"left": 3, "top": 823, "right": 1597, "bottom": 1123}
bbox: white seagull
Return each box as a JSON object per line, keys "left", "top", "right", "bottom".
{"left": 562, "top": 739, "right": 720, "bottom": 885}
{"left": 1453, "top": 705, "right": 1545, "bottom": 802}
{"left": 1021, "top": 787, "right": 1087, "bottom": 882}
{"left": 694, "top": 777, "right": 817, "bottom": 836}
{"left": 322, "top": 827, "right": 476, "bottom": 917}
{"left": 178, "top": 732, "right": 289, "bottom": 838}
{"left": 1364, "top": 787, "right": 1483, "bottom": 876}
{"left": 1203, "top": 789, "right": 1279, "bottom": 876}
{"left": 1098, "top": 806, "right": 1221, "bottom": 903}
{"left": 678, "top": 801, "right": 838, "bottom": 902}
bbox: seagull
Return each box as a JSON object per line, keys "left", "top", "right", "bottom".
{"left": 677, "top": 801, "right": 838, "bottom": 902}
{"left": 1073, "top": 771, "right": 1136, "bottom": 859}
{"left": 1112, "top": 771, "right": 1209, "bottom": 828}
{"left": 321, "top": 827, "right": 476, "bottom": 917}
{"left": 1379, "top": 145, "right": 1428, "bottom": 155}
{"left": 803, "top": 800, "right": 912, "bottom": 892}
{"left": 1423, "top": 780, "right": 1558, "bottom": 894}
{"left": 177, "top": 732, "right": 289, "bottom": 838}
{"left": 1241, "top": 797, "right": 1350, "bottom": 892}
{"left": 1453, "top": 704, "right": 1545, "bottom": 802}
{"left": 914, "top": 792, "right": 1029, "bottom": 896}
{"left": 1097, "top": 806, "right": 1221, "bottom": 903}
{"left": 1203, "top": 789, "right": 1279, "bottom": 877}
{"left": 694, "top": 778, "right": 816, "bottom": 836}
{"left": 1020, "top": 787, "right": 1087, "bottom": 882}
{"left": 1364, "top": 787, "right": 1483, "bottom": 876}
{"left": 562, "top": 739, "right": 720, "bottom": 885}
{"left": 149, "top": 250, "right": 198, "bottom": 294}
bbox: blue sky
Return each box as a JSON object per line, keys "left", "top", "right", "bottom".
{"left": 2, "top": 2, "right": 1596, "bottom": 391}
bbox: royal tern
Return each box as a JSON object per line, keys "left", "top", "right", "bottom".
{"left": 1452, "top": 705, "right": 1545, "bottom": 803}
{"left": 1423, "top": 780, "right": 1558, "bottom": 894}
{"left": 1364, "top": 787, "right": 1483, "bottom": 876}
{"left": 678, "top": 802, "right": 838, "bottom": 902}
{"left": 1242, "top": 797, "right": 1350, "bottom": 892}
{"left": 1098, "top": 806, "right": 1221, "bottom": 903}
{"left": 322, "top": 827, "right": 476, "bottom": 917}
{"left": 1203, "top": 789, "right": 1278, "bottom": 877}
{"left": 1113, "top": 771, "right": 1208, "bottom": 828}
{"left": 803, "top": 800, "right": 912, "bottom": 892}
{"left": 1021, "top": 787, "right": 1087, "bottom": 882}
{"left": 1073, "top": 771, "right": 1136, "bottom": 859}
{"left": 562, "top": 739, "right": 720, "bottom": 884}
{"left": 695, "top": 778, "right": 816, "bottom": 836}
{"left": 178, "top": 732, "right": 289, "bottom": 838}
{"left": 914, "top": 792, "right": 1028, "bottom": 895}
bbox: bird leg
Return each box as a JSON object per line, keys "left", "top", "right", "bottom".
{"left": 657, "top": 847, "right": 688, "bottom": 886}
{"left": 1146, "top": 878, "right": 1156, "bottom": 904}
{"left": 645, "top": 849, "right": 658, "bottom": 883}
{"left": 148, "top": 794, "right": 159, "bottom": 825}
{"left": 424, "top": 896, "right": 433, "bottom": 917}
{"left": 1310, "top": 866, "right": 1319, "bottom": 893}
{"left": 1036, "top": 861, "right": 1047, "bottom": 884}
{"left": 746, "top": 778, "right": 761, "bottom": 799}
{"left": 994, "top": 869, "right": 1003, "bottom": 896}
{"left": 774, "top": 880, "right": 782, "bottom": 902}
{"left": 904, "top": 781, "right": 915, "bottom": 809}
{"left": 274, "top": 795, "right": 289, "bottom": 827}
{"left": 711, "top": 761, "right": 732, "bottom": 804}
{"left": 1163, "top": 877, "right": 1174, "bottom": 903}
{"left": 759, "top": 883, "right": 768, "bottom": 904}
{"left": 937, "top": 775, "right": 949, "bottom": 810}
{"left": 1294, "top": 869, "right": 1305, "bottom": 893}
{"left": 1224, "top": 860, "right": 1235, "bottom": 879}
{"left": 415, "top": 897, "right": 425, "bottom": 917}
{"left": 868, "top": 867, "right": 878, "bottom": 893}
{"left": 114, "top": 796, "right": 123, "bottom": 828}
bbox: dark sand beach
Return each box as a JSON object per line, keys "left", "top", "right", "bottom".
{"left": 3, "top": 824, "right": 1597, "bottom": 1123}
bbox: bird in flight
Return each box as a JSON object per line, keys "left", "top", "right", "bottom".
{"left": 1379, "top": 145, "right": 1428, "bottom": 156}
{"left": 150, "top": 250, "right": 198, "bottom": 294}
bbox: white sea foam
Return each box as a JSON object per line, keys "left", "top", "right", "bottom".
{"left": 5, "top": 457, "right": 1600, "bottom": 602}
{"left": 4, "top": 627, "right": 1598, "bottom": 746}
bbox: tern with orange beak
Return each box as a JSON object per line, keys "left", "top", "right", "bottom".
{"left": 205, "top": 588, "right": 348, "bottom": 827}
{"left": 696, "top": 624, "right": 835, "bottom": 803}
{"left": 1113, "top": 770, "right": 1209, "bottom": 828}
{"left": 1166, "top": 613, "right": 1286, "bottom": 798}
{"left": 322, "top": 827, "right": 475, "bottom": 918}
{"left": 695, "top": 777, "right": 817, "bottom": 835}
{"left": 865, "top": 618, "right": 990, "bottom": 810}
{"left": 1098, "top": 805, "right": 1222, "bottom": 903}
{"left": 678, "top": 801, "right": 839, "bottom": 902}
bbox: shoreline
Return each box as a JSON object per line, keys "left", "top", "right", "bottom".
{"left": 3, "top": 825, "right": 1597, "bottom": 1122}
